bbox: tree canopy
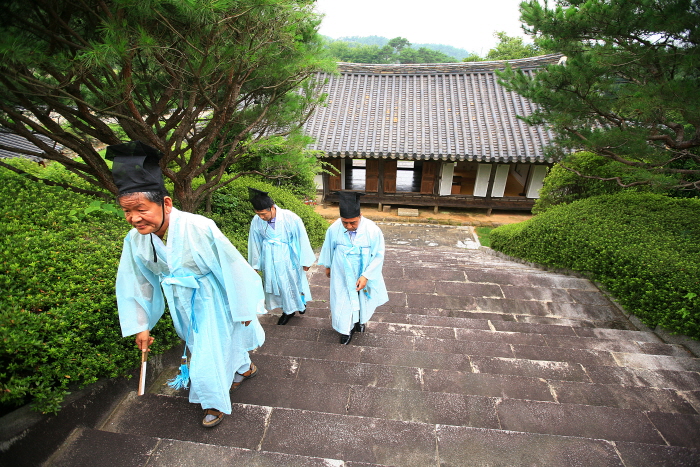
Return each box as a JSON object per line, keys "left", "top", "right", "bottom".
{"left": 325, "top": 36, "right": 459, "bottom": 64}
{"left": 463, "top": 31, "right": 547, "bottom": 62}
{"left": 0, "top": 0, "right": 333, "bottom": 211}
{"left": 498, "top": 0, "right": 700, "bottom": 192}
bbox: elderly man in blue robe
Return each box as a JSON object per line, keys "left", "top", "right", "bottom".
{"left": 318, "top": 191, "right": 389, "bottom": 345}
{"left": 109, "top": 141, "right": 266, "bottom": 429}
{"left": 247, "top": 188, "right": 316, "bottom": 325}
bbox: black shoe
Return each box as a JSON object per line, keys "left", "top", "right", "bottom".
{"left": 340, "top": 329, "right": 354, "bottom": 345}
{"left": 354, "top": 322, "right": 366, "bottom": 333}
{"left": 277, "top": 312, "right": 295, "bottom": 325}
{"left": 299, "top": 307, "right": 306, "bottom": 315}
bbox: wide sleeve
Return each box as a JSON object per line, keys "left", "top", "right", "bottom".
{"left": 197, "top": 222, "right": 267, "bottom": 321}
{"left": 247, "top": 218, "right": 262, "bottom": 269}
{"left": 317, "top": 221, "right": 338, "bottom": 268}
{"left": 115, "top": 233, "right": 165, "bottom": 337}
{"left": 293, "top": 215, "right": 316, "bottom": 267}
{"left": 362, "top": 225, "right": 385, "bottom": 281}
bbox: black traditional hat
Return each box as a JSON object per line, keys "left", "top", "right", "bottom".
{"left": 248, "top": 187, "right": 274, "bottom": 210}
{"left": 106, "top": 141, "right": 165, "bottom": 195}
{"left": 336, "top": 191, "right": 364, "bottom": 218}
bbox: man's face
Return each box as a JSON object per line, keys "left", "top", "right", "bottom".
{"left": 341, "top": 215, "right": 361, "bottom": 232}
{"left": 119, "top": 193, "right": 172, "bottom": 236}
{"left": 255, "top": 206, "right": 276, "bottom": 222}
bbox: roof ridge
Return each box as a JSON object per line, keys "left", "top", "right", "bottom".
{"left": 335, "top": 54, "right": 564, "bottom": 75}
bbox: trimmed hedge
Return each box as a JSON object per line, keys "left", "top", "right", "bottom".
{"left": 0, "top": 167, "right": 180, "bottom": 414}
{"left": 490, "top": 192, "right": 700, "bottom": 339}
{"left": 0, "top": 167, "right": 329, "bottom": 414}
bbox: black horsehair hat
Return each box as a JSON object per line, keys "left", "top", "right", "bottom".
{"left": 106, "top": 141, "right": 165, "bottom": 195}
{"left": 336, "top": 191, "right": 364, "bottom": 218}
{"left": 248, "top": 187, "right": 274, "bottom": 210}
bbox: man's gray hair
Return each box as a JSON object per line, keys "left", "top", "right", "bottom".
{"left": 116, "top": 190, "right": 170, "bottom": 204}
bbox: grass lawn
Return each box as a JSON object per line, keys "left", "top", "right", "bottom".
{"left": 475, "top": 226, "right": 493, "bottom": 247}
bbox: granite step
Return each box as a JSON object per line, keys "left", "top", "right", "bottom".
{"left": 152, "top": 376, "right": 697, "bottom": 438}
{"left": 270, "top": 304, "right": 645, "bottom": 338}
{"left": 303, "top": 298, "right": 622, "bottom": 328}
{"left": 51, "top": 427, "right": 390, "bottom": 467}
{"left": 242, "top": 349, "right": 700, "bottom": 394}
{"left": 102, "top": 392, "right": 700, "bottom": 466}
{"left": 149, "top": 368, "right": 696, "bottom": 420}
{"left": 259, "top": 316, "right": 688, "bottom": 360}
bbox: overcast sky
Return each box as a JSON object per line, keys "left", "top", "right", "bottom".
{"left": 313, "top": 0, "right": 531, "bottom": 56}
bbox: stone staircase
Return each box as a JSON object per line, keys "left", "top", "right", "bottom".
{"left": 48, "top": 245, "right": 700, "bottom": 466}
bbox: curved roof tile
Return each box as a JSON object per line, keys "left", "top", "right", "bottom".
{"left": 304, "top": 54, "right": 561, "bottom": 163}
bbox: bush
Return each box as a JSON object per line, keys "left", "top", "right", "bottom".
{"left": 533, "top": 151, "right": 666, "bottom": 214}
{"left": 0, "top": 164, "right": 328, "bottom": 414}
{"left": 491, "top": 192, "right": 700, "bottom": 338}
{"left": 0, "top": 167, "right": 180, "bottom": 414}
{"left": 206, "top": 176, "right": 329, "bottom": 256}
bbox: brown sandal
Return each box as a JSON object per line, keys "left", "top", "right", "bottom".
{"left": 202, "top": 408, "right": 224, "bottom": 427}
{"left": 231, "top": 362, "right": 258, "bottom": 391}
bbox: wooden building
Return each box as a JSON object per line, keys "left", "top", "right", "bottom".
{"left": 303, "top": 54, "right": 562, "bottom": 213}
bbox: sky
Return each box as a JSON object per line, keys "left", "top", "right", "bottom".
{"left": 313, "top": 0, "right": 531, "bottom": 56}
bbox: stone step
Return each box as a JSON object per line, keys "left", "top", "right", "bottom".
{"left": 304, "top": 298, "right": 620, "bottom": 329}
{"left": 51, "top": 427, "right": 391, "bottom": 467}
{"left": 103, "top": 392, "right": 700, "bottom": 465}
{"left": 260, "top": 316, "right": 688, "bottom": 360}
{"left": 272, "top": 303, "right": 652, "bottom": 340}
{"left": 225, "top": 370, "right": 699, "bottom": 418}
{"left": 150, "top": 372, "right": 698, "bottom": 432}
{"left": 244, "top": 349, "right": 700, "bottom": 394}
{"left": 306, "top": 288, "right": 639, "bottom": 331}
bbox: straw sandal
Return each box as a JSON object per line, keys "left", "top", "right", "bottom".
{"left": 202, "top": 408, "right": 224, "bottom": 428}
{"left": 231, "top": 362, "right": 258, "bottom": 391}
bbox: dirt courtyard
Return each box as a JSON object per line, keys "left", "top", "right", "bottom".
{"left": 312, "top": 195, "right": 533, "bottom": 227}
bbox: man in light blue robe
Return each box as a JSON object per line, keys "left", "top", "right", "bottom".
{"left": 247, "top": 188, "right": 316, "bottom": 325}
{"left": 318, "top": 191, "right": 388, "bottom": 344}
{"left": 109, "top": 141, "right": 266, "bottom": 428}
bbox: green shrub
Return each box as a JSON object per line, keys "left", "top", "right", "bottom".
{"left": 491, "top": 192, "right": 700, "bottom": 338}
{"left": 0, "top": 165, "right": 328, "bottom": 414}
{"left": 533, "top": 151, "right": 666, "bottom": 214}
{"left": 0, "top": 167, "right": 179, "bottom": 414}
{"left": 206, "top": 176, "right": 329, "bottom": 257}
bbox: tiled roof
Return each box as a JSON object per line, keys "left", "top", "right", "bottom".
{"left": 0, "top": 130, "right": 62, "bottom": 162}
{"left": 304, "top": 54, "right": 562, "bottom": 163}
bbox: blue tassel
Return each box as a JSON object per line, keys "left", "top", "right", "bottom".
{"left": 301, "top": 292, "right": 307, "bottom": 305}
{"left": 364, "top": 287, "right": 371, "bottom": 299}
{"left": 167, "top": 356, "right": 190, "bottom": 390}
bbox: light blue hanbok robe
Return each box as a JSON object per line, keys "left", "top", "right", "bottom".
{"left": 248, "top": 206, "right": 315, "bottom": 314}
{"left": 116, "top": 208, "right": 266, "bottom": 414}
{"left": 318, "top": 217, "right": 389, "bottom": 335}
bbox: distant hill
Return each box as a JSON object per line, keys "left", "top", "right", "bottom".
{"left": 327, "top": 35, "right": 473, "bottom": 60}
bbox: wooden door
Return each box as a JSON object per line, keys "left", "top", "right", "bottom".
{"left": 420, "top": 160, "right": 438, "bottom": 194}
{"left": 384, "top": 159, "right": 397, "bottom": 193}
{"left": 328, "top": 159, "right": 342, "bottom": 192}
{"left": 365, "top": 159, "right": 379, "bottom": 192}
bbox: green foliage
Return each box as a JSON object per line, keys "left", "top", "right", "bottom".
{"left": 325, "top": 36, "right": 459, "bottom": 63}
{"left": 498, "top": 0, "right": 700, "bottom": 192}
{"left": 0, "top": 157, "right": 328, "bottom": 414}
{"left": 491, "top": 192, "right": 700, "bottom": 338}
{"left": 0, "top": 0, "right": 334, "bottom": 212}
{"left": 474, "top": 226, "right": 494, "bottom": 247}
{"left": 327, "top": 35, "right": 472, "bottom": 60}
{"left": 0, "top": 166, "right": 180, "bottom": 414}
{"left": 463, "top": 31, "right": 550, "bottom": 61}
{"left": 224, "top": 133, "right": 322, "bottom": 200}
{"left": 533, "top": 151, "right": 670, "bottom": 213}
{"left": 206, "top": 176, "right": 329, "bottom": 256}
